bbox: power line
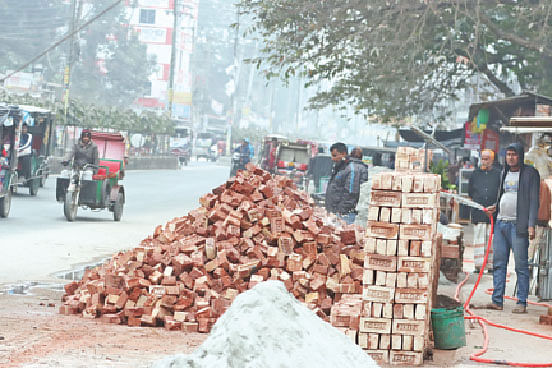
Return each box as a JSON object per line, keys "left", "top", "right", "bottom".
{"left": 0, "top": 0, "right": 123, "bottom": 83}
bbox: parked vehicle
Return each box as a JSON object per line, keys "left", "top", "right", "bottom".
{"left": 0, "top": 105, "right": 21, "bottom": 217}
{"left": 195, "top": 132, "right": 217, "bottom": 161}
{"left": 275, "top": 141, "right": 312, "bottom": 189}
{"left": 170, "top": 121, "right": 192, "bottom": 166}
{"left": 259, "top": 134, "right": 288, "bottom": 173}
{"left": 56, "top": 132, "right": 125, "bottom": 222}
{"left": 14, "top": 105, "right": 54, "bottom": 195}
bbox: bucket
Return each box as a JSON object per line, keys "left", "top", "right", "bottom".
{"left": 431, "top": 307, "right": 466, "bottom": 350}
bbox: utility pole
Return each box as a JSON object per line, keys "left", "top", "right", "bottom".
{"left": 64, "top": 0, "right": 79, "bottom": 151}
{"left": 168, "top": 0, "right": 179, "bottom": 120}
{"left": 227, "top": 4, "right": 240, "bottom": 156}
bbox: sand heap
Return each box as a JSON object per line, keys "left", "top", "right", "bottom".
{"left": 151, "top": 280, "right": 378, "bottom": 368}
{"left": 60, "top": 164, "right": 365, "bottom": 335}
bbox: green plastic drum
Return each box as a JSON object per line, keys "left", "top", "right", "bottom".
{"left": 431, "top": 307, "right": 466, "bottom": 350}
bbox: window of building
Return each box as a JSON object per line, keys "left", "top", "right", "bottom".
{"left": 144, "top": 81, "right": 152, "bottom": 96}
{"left": 139, "top": 9, "right": 156, "bottom": 24}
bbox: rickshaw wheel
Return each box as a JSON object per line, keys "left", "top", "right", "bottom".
{"left": 113, "top": 193, "right": 124, "bottom": 222}
{"left": 29, "top": 179, "right": 39, "bottom": 196}
{"left": 64, "top": 191, "right": 78, "bottom": 221}
{"left": 0, "top": 191, "right": 11, "bottom": 218}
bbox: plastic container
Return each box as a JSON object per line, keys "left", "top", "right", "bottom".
{"left": 431, "top": 307, "right": 466, "bottom": 350}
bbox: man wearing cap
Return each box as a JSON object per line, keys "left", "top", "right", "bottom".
{"left": 468, "top": 149, "right": 501, "bottom": 273}
{"left": 487, "top": 143, "right": 540, "bottom": 313}
{"left": 63, "top": 131, "right": 98, "bottom": 169}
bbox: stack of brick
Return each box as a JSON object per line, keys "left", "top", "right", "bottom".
{"left": 395, "top": 147, "right": 433, "bottom": 171}
{"left": 539, "top": 307, "right": 552, "bottom": 326}
{"left": 359, "top": 171, "right": 440, "bottom": 365}
{"left": 59, "top": 164, "right": 365, "bottom": 334}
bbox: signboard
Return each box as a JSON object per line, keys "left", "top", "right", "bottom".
{"left": 172, "top": 104, "right": 191, "bottom": 120}
{"left": 139, "top": 27, "right": 167, "bottom": 43}
{"left": 138, "top": 0, "right": 169, "bottom": 8}
{"left": 4, "top": 72, "right": 34, "bottom": 90}
{"left": 464, "top": 121, "right": 481, "bottom": 149}
{"left": 173, "top": 92, "right": 192, "bottom": 104}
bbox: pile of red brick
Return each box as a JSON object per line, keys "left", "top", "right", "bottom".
{"left": 60, "top": 164, "right": 365, "bottom": 334}
{"left": 539, "top": 307, "right": 552, "bottom": 326}
{"left": 359, "top": 171, "right": 441, "bottom": 365}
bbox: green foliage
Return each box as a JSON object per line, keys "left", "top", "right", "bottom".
{"left": 237, "top": 0, "right": 552, "bottom": 120}
{"left": 2, "top": 93, "right": 173, "bottom": 135}
{"left": 430, "top": 159, "right": 451, "bottom": 189}
{"left": 0, "top": 1, "right": 152, "bottom": 110}
{"left": 0, "top": 0, "right": 66, "bottom": 69}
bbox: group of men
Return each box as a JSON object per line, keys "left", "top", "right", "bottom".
{"left": 323, "top": 141, "right": 540, "bottom": 313}
{"left": 325, "top": 142, "right": 368, "bottom": 225}
{"left": 468, "top": 143, "right": 540, "bottom": 313}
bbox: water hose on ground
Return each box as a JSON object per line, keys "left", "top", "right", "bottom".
{"left": 453, "top": 208, "right": 552, "bottom": 366}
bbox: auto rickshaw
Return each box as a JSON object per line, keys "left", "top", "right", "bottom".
{"left": 12, "top": 105, "right": 54, "bottom": 195}
{"left": 0, "top": 105, "right": 20, "bottom": 217}
{"left": 56, "top": 131, "right": 125, "bottom": 222}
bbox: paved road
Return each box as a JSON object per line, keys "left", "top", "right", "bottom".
{"left": 0, "top": 162, "right": 230, "bottom": 285}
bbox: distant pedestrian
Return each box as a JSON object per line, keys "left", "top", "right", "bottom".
{"left": 487, "top": 143, "right": 540, "bottom": 313}
{"left": 350, "top": 147, "right": 368, "bottom": 184}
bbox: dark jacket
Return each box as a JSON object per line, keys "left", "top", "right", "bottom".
{"left": 496, "top": 143, "right": 540, "bottom": 235}
{"left": 468, "top": 166, "right": 501, "bottom": 224}
{"left": 349, "top": 157, "right": 369, "bottom": 184}
{"left": 68, "top": 139, "right": 98, "bottom": 168}
{"left": 325, "top": 158, "right": 364, "bottom": 214}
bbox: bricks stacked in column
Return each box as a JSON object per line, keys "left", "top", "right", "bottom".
{"left": 360, "top": 171, "right": 440, "bottom": 365}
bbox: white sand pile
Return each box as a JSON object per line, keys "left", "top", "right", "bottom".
{"left": 151, "top": 280, "right": 378, "bottom": 368}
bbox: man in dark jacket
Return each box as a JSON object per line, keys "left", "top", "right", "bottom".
{"left": 468, "top": 149, "right": 501, "bottom": 272}
{"left": 325, "top": 143, "right": 364, "bottom": 224}
{"left": 487, "top": 142, "right": 540, "bottom": 313}
{"left": 63, "top": 131, "right": 99, "bottom": 169}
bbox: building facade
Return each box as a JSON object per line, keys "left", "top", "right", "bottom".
{"left": 125, "top": 0, "right": 198, "bottom": 120}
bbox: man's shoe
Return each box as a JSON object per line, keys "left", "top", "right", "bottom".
{"left": 486, "top": 303, "right": 503, "bottom": 310}
{"left": 512, "top": 305, "right": 527, "bottom": 314}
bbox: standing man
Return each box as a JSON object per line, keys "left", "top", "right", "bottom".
{"left": 468, "top": 149, "right": 501, "bottom": 273}
{"left": 350, "top": 147, "right": 369, "bottom": 184}
{"left": 325, "top": 143, "right": 364, "bottom": 224}
{"left": 18, "top": 123, "right": 33, "bottom": 180}
{"left": 487, "top": 143, "right": 540, "bottom": 313}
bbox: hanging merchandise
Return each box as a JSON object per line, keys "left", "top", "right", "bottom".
{"left": 476, "top": 109, "right": 489, "bottom": 132}
{"left": 481, "top": 129, "right": 499, "bottom": 154}
{"left": 464, "top": 121, "right": 482, "bottom": 149}
{"left": 22, "top": 111, "right": 34, "bottom": 126}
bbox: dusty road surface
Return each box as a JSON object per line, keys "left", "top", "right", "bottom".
{"left": 1, "top": 273, "right": 551, "bottom": 367}
{"left": 0, "top": 288, "right": 206, "bottom": 367}
{"left": 0, "top": 163, "right": 229, "bottom": 286}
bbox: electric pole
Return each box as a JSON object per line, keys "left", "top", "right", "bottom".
{"left": 168, "top": 0, "right": 179, "bottom": 120}
{"left": 63, "top": 0, "right": 79, "bottom": 151}
{"left": 227, "top": 4, "right": 240, "bottom": 156}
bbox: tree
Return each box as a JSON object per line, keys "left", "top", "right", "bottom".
{"left": 0, "top": 0, "right": 66, "bottom": 70}
{"left": 70, "top": 1, "right": 154, "bottom": 108}
{"left": 237, "top": 0, "right": 552, "bottom": 121}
